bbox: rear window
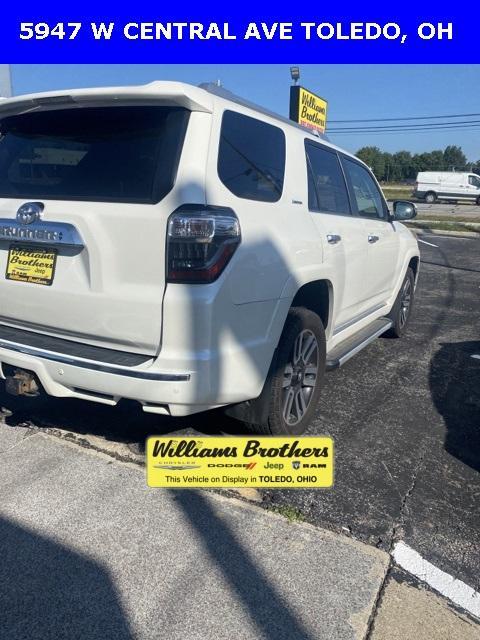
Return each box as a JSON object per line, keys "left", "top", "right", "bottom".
{"left": 0, "top": 106, "right": 189, "bottom": 203}
{"left": 218, "top": 110, "right": 285, "bottom": 202}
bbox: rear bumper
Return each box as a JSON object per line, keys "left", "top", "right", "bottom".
{"left": 0, "top": 334, "right": 189, "bottom": 382}
{"left": 0, "top": 342, "right": 203, "bottom": 416}
{"left": 0, "top": 317, "right": 278, "bottom": 416}
{"left": 0, "top": 289, "right": 287, "bottom": 416}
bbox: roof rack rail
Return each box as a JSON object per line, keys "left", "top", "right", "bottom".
{"left": 199, "top": 82, "right": 328, "bottom": 141}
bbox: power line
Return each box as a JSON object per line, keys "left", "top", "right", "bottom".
{"left": 329, "top": 119, "right": 480, "bottom": 133}
{"left": 329, "top": 112, "right": 480, "bottom": 124}
{"left": 330, "top": 127, "right": 480, "bottom": 136}
{"left": 329, "top": 125, "right": 480, "bottom": 136}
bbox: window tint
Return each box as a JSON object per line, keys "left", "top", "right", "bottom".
{"left": 0, "top": 106, "right": 189, "bottom": 203}
{"left": 468, "top": 175, "right": 480, "bottom": 187}
{"left": 305, "top": 143, "right": 350, "bottom": 214}
{"left": 343, "top": 158, "right": 387, "bottom": 219}
{"left": 218, "top": 111, "right": 285, "bottom": 202}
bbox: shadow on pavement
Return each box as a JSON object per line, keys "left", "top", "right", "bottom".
{"left": 429, "top": 340, "right": 480, "bottom": 472}
{"left": 0, "top": 390, "right": 247, "bottom": 454}
{"left": 0, "top": 516, "right": 133, "bottom": 639}
{"left": 174, "top": 490, "right": 316, "bottom": 640}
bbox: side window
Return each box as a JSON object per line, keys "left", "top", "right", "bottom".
{"left": 305, "top": 143, "right": 350, "bottom": 215}
{"left": 343, "top": 158, "right": 387, "bottom": 220}
{"left": 218, "top": 111, "right": 285, "bottom": 202}
{"left": 468, "top": 175, "right": 480, "bottom": 187}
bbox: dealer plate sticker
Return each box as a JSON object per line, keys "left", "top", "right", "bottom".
{"left": 146, "top": 437, "right": 334, "bottom": 488}
{"left": 6, "top": 244, "right": 57, "bottom": 286}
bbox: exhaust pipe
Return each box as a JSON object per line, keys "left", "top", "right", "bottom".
{"left": 5, "top": 369, "right": 40, "bottom": 397}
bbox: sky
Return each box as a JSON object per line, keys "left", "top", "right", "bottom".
{"left": 8, "top": 64, "right": 480, "bottom": 161}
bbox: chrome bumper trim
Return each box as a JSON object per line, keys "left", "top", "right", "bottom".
{"left": 0, "top": 338, "right": 190, "bottom": 382}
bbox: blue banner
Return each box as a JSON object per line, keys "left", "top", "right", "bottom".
{"left": 0, "top": 1, "right": 475, "bottom": 62}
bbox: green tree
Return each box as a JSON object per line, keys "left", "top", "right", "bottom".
{"left": 355, "top": 145, "right": 472, "bottom": 182}
{"left": 356, "top": 146, "right": 386, "bottom": 180}
{"left": 443, "top": 145, "right": 467, "bottom": 171}
{"left": 392, "top": 151, "right": 413, "bottom": 181}
{"left": 382, "top": 152, "right": 394, "bottom": 182}
{"left": 413, "top": 150, "right": 445, "bottom": 172}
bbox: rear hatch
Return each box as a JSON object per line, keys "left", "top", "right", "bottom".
{"left": 0, "top": 99, "right": 191, "bottom": 356}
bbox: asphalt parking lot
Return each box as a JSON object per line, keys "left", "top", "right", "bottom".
{"left": 267, "top": 232, "right": 480, "bottom": 590}
{"left": 1, "top": 232, "right": 479, "bottom": 595}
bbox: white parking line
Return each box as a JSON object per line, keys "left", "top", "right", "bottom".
{"left": 423, "top": 234, "right": 472, "bottom": 240}
{"left": 418, "top": 238, "right": 438, "bottom": 248}
{"left": 392, "top": 541, "right": 480, "bottom": 618}
{"left": 471, "top": 355, "right": 480, "bottom": 360}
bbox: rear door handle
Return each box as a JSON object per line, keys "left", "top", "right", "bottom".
{"left": 327, "top": 234, "right": 342, "bottom": 245}
{"left": 368, "top": 235, "right": 379, "bottom": 244}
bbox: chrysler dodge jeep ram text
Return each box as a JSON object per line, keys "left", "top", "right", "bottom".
{"left": 0, "top": 81, "right": 420, "bottom": 434}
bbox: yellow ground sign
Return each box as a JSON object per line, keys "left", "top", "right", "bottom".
{"left": 290, "top": 86, "right": 328, "bottom": 134}
{"left": 146, "top": 437, "right": 334, "bottom": 488}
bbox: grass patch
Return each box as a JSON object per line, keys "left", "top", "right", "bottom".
{"left": 269, "top": 505, "right": 306, "bottom": 523}
{"left": 406, "top": 220, "right": 480, "bottom": 233}
{"left": 380, "top": 183, "right": 412, "bottom": 190}
{"left": 417, "top": 214, "right": 480, "bottom": 224}
{"left": 382, "top": 188, "right": 415, "bottom": 201}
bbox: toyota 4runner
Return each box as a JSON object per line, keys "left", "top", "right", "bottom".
{"left": 0, "top": 81, "right": 420, "bottom": 434}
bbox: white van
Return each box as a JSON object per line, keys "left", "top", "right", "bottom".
{"left": 414, "top": 171, "right": 480, "bottom": 204}
{"left": 0, "top": 81, "right": 419, "bottom": 434}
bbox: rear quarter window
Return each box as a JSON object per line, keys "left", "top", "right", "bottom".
{"left": 217, "top": 110, "right": 286, "bottom": 202}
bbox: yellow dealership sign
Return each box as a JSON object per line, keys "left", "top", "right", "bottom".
{"left": 146, "top": 436, "right": 334, "bottom": 488}
{"left": 290, "top": 86, "right": 328, "bottom": 135}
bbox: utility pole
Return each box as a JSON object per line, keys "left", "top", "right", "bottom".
{"left": 0, "top": 65, "right": 12, "bottom": 98}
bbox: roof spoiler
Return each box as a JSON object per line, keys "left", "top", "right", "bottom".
{"left": 0, "top": 81, "right": 214, "bottom": 118}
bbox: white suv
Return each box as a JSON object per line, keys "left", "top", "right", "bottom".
{"left": 0, "top": 81, "right": 419, "bottom": 434}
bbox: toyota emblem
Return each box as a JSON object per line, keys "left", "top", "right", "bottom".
{"left": 16, "top": 202, "right": 44, "bottom": 225}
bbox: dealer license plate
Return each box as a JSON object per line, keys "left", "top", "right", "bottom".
{"left": 6, "top": 244, "right": 57, "bottom": 286}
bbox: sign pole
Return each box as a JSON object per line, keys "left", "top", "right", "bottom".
{"left": 0, "top": 65, "right": 12, "bottom": 98}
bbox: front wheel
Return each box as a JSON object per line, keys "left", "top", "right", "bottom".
{"left": 385, "top": 268, "right": 415, "bottom": 338}
{"left": 244, "top": 307, "right": 326, "bottom": 435}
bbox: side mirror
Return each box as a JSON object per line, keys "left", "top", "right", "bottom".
{"left": 393, "top": 200, "right": 417, "bottom": 221}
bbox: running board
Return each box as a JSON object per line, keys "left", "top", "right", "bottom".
{"left": 326, "top": 318, "right": 392, "bottom": 371}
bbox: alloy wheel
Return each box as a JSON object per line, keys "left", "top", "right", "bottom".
{"left": 282, "top": 329, "right": 319, "bottom": 426}
{"left": 399, "top": 278, "right": 412, "bottom": 328}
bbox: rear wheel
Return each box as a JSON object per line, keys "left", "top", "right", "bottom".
{"left": 425, "top": 192, "right": 436, "bottom": 204}
{"left": 243, "top": 307, "right": 326, "bottom": 435}
{"left": 476, "top": 196, "right": 480, "bottom": 206}
{"left": 385, "top": 268, "right": 415, "bottom": 338}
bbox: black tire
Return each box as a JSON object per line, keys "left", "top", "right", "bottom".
{"left": 243, "top": 307, "right": 326, "bottom": 435}
{"left": 476, "top": 196, "right": 480, "bottom": 206}
{"left": 385, "top": 268, "right": 415, "bottom": 338}
{"left": 424, "top": 192, "right": 436, "bottom": 204}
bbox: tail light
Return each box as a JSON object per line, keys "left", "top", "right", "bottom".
{"left": 167, "top": 206, "right": 241, "bottom": 284}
